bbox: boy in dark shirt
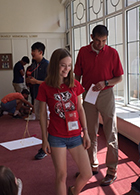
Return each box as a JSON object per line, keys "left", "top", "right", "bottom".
{"left": 26, "top": 42, "right": 49, "bottom": 121}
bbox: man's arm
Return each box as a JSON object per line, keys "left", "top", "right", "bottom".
{"left": 28, "top": 77, "right": 44, "bottom": 85}
{"left": 92, "top": 75, "right": 123, "bottom": 91}
{"left": 19, "top": 69, "right": 24, "bottom": 76}
{"left": 107, "top": 75, "right": 123, "bottom": 86}
{"left": 21, "top": 98, "right": 34, "bottom": 110}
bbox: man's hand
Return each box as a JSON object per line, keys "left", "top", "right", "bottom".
{"left": 92, "top": 81, "right": 105, "bottom": 91}
{"left": 26, "top": 77, "right": 31, "bottom": 84}
{"left": 29, "top": 77, "right": 38, "bottom": 84}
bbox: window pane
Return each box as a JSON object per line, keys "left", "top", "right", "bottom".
{"left": 106, "top": 0, "right": 122, "bottom": 15}
{"left": 126, "top": 0, "right": 140, "bottom": 6}
{"left": 107, "top": 14, "right": 124, "bottom": 104}
{"left": 73, "top": 26, "right": 86, "bottom": 62}
{"left": 129, "top": 74, "right": 139, "bottom": 99}
{"left": 127, "top": 6, "right": 140, "bottom": 107}
{"left": 88, "top": 0, "right": 103, "bottom": 21}
{"left": 116, "top": 44, "right": 124, "bottom": 71}
{"left": 107, "top": 14, "right": 123, "bottom": 45}
{"left": 72, "top": 0, "right": 86, "bottom": 26}
{"left": 128, "top": 42, "right": 138, "bottom": 74}
{"left": 74, "top": 28, "right": 81, "bottom": 50}
{"left": 66, "top": 5, "right": 71, "bottom": 30}
{"left": 74, "top": 27, "right": 86, "bottom": 50}
{"left": 107, "top": 17, "right": 115, "bottom": 45}
{"left": 116, "top": 15, "right": 123, "bottom": 43}
{"left": 114, "top": 76, "right": 124, "bottom": 103}
{"left": 114, "top": 45, "right": 124, "bottom": 103}
{"left": 127, "top": 7, "right": 139, "bottom": 42}
{"left": 128, "top": 42, "right": 140, "bottom": 104}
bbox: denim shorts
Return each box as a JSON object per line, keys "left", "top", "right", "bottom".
{"left": 1, "top": 100, "right": 17, "bottom": 114}
{"left": 48, "top": 134, "right": 83, "bottom": 149}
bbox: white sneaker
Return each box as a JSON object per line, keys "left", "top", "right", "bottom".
{"left": 17, "top": 178, "right": 23, "bottom": 195}
{"left": 25, "top": 113, "right": 36, "bottom": 121}
{"left": 3, "top": 111, "right": 8, "bottom": 115}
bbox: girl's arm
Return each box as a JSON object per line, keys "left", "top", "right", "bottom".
{"left": 77, "top": 95, "right": 91, "bottom": 149}
{"left": 39, "top": 101, "right": 51, "bottom": 154}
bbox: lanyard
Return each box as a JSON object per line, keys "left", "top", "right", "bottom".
{"left": 26, "top": 63, "right": 40, "bottom": 77}
{"left": 30, "top": 63, "right": 40, "bottom": 74}
{"left": 57, "top": 88, "right": 79, "bottom": 131}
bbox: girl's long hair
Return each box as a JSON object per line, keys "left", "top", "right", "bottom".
{"left": 0, "top": 166, "right": 18, "bottom": 195}
{"left": 45, "top": 48, "right": 74, "bottom": 88}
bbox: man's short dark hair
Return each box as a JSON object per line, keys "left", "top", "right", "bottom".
{"left": 92, "top": 25, "right": 108, "bottom": 38}
{"left": 22, "top": 56, "right": 30, "bottom": 64}
{"left": 21, "top": 89, "right": 30, "bottom": 95}
{"left": 31, "top": 42, "right": 45, "bottom": 55}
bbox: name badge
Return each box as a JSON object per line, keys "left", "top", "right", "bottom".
{"left": 65, "top": 110, "right": 79, "bottom": 132}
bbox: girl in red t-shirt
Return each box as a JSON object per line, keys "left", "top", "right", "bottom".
{"left": 37, "top": 48, "right": 92, "bottom": 195}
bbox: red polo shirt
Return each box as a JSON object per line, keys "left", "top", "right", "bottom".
{"left": 74, "top": 42, "right": 124, "bottom": 91}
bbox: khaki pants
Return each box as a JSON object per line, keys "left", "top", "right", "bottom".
{"left": 83, "top": 88, "right": 118, "bottom": 176}
{"left": 13, "top": 83, "right": 27, "bottom": 93}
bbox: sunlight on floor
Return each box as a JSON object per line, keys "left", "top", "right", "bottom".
{"left": 79, "top": 145, "right": 140, "bottom": 194}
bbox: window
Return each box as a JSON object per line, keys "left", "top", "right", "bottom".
{"left": 107, "top": 14, "right": 124, "bottom": 103}
{"left": 126, "top": 0, "right": 140, "bottom": 6}
{"left": 66, "top": 4, "right": 71, "bottom": 51}
{"left": 73, "top": 26, "right": 86, "bottom": 62}
{"left": 127, "top": 6, "right": 140, "bottom": 107}
{"left": 88, "top": 0, "right": 103, "bottom": 21}
{"left": 66, "top": 4, "right": 71, "bottom": 30}
{"left": 72, "top": 0, "right": 86, "bottom": 26}
{"left": 65, "top": 0, "right": 140, "bottom": 109}
{"left": 106, "top": 0, "right": 122, "bottom": 14}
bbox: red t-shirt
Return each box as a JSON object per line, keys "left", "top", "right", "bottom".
{"left": 36, "top": 79, "right": 85, "bottom": 138}
{"left": 1, "top": 93, "right": 24, "bottom": 103}
{"left": 74, "top": 42, "right": 124, "bottom": 91}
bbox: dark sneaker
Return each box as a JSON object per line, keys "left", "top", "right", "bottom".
{"left": 35, "top": 148, "right": 47, "bottom": 160}
{"left": 13, "top": 115, "right": 22, "bottom": 119}
{"left": 0, "top": 110, "right": 3, "bottom": 117}
{"left": 0, "top": 107, "right": 3, "bottom": 117}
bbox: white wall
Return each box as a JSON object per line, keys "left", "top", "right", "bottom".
{"left": 0, "top": 0, "right": 65, "bottom": 100}
{"left": 0, "top": 0, "right": 65, "bottom": 33}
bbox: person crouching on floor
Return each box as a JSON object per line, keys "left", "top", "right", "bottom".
{"left": 0, "top": 89, "right": 34, "bottom": 118}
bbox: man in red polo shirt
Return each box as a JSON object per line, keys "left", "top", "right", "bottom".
{"left": 74, "top": 25, "right": 123, "bottom": 186}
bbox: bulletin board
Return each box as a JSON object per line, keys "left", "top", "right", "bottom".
{"left": 0, "top": 54, "right": 13, "bottom": 70}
